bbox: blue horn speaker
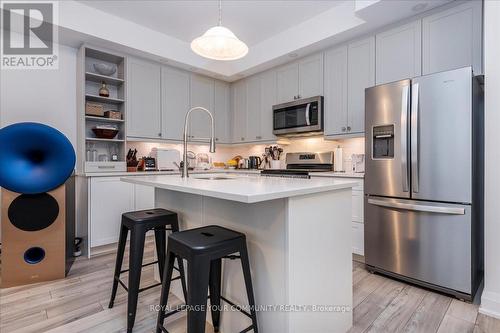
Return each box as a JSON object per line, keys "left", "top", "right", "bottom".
{"left": 0, "top": 122, "right": 76, "bottom": 194}
{"left": 0, "top": 122, "right": 76, "bottom": 287}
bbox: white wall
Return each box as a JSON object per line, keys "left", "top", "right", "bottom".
{"left": 480, "top": 0, "right": 500, "bottom": 320}
{"left": 0, "top": 43, "right": 77, "bottom": 147}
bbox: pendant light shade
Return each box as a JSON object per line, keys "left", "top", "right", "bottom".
{"left": 190, "top": 1, "right": 248, "bottom": 61}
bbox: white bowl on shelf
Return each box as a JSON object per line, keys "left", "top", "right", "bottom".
{"left": 93, "top": 63, "right": 116, "bottom": 76}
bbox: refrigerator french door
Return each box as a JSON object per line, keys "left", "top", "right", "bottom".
{"left": 364, "top": 67, "right": 483, "bottom": 300}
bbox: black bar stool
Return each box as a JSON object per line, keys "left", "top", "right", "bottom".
{"left": 156, "top": 225, "right": 258, "bottom": 333}
{"left": 108, "top": 208, "right": 188, "bottom": 333}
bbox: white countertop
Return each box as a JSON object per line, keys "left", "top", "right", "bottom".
{"left": 310, "top": 171, "right": 364, "bottom": 178}
{"left": 83, "top": 169, "right": 364, "bottom": 178}
{"left": 121, "top": 174, "right": 357, "bottom": 203}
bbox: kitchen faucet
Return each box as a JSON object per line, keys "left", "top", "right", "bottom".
{"left": 182, "top": 106, "right": 216, "bottom": 178}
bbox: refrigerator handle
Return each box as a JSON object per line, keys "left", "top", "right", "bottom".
{"left": 401, "top": 85, "right": 409, "bottom": 192}
{"left": 367, "top": 198, "right": 465, "bottom": 215}
{"left": 411, "top": 83, "right": 420, "bottom": 193}
{"left": 305, "top": 103, "right": 311, "bottom": 126}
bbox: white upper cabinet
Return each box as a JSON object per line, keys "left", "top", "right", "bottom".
{"left": 231, "top": 80, "right": 247, "bottom": 143}
{"left": 324, "top": 45, "right": 348, "bottom": 136}
{"left": 376, "top": 20, "right": 422, "bottom": 85}
{"left": 298, "top": 53, "right": 324, "bottom": 99}
{"left": 127, "top": 57, "right": 162, "bottom": 139}
{"left": 276, "top": 62, "right": 299, "bottom": 103}
{"left": 246, "top": 75, "right": 262, "bottom": 142}
{"left": 260, "top": 70, "right": 277, "bottom": 141}
{"left": 161, "top": 66, "right": 190, "bottom": 141}
{"left": 422, "top": 1, "right": 482, "bottom": 75}
{"left": 276, "top": 53, "right": 324, "bottom": 103}
{"left": 214, "top": 80, "right": 230, "bottom": 143}
{"left": 348, "top": 36, "right": 375, "bottom": 134}
{"left": 190, "top": 74, "right": 215, "bottom": 139}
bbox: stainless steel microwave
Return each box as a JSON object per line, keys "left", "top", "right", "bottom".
{"left": 272, "top": 96, "right": 323, "bottom": 136}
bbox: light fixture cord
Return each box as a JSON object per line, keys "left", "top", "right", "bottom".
{"left": 218, "top": 0, "right": 222, "bottom": 26}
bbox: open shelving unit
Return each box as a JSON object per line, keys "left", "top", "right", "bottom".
{"left": 77, "top": 45, "right": 128, "bottom": 173}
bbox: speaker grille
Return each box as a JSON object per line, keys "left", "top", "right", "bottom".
{"left": 8, "top": 193, "right": 59, "bottom": 231}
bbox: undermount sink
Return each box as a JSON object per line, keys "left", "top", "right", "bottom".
{"left": 192, "top": 176, "right": 235, "bottom": 180}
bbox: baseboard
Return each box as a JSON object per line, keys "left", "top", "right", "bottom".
{"left": 480, "top": 290, "right": 500, "bottom": 319}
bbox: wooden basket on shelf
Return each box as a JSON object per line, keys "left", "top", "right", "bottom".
{"left": 85, "top": 102, "right": 104, "bottom": 116}
{"left": 104, "top": 110, "right": 122, "bottom": 120}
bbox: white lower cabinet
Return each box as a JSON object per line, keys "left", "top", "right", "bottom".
{"left": 89, "top": 177, "right": 155, "bottom": 248}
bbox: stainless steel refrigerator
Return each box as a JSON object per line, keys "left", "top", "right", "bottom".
{"left": 364, "top": 67, "right": 483, "bottom": 301}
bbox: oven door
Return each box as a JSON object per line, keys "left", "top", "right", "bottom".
{"left": 273, "top": 96, "right": 323, "bottom": 135}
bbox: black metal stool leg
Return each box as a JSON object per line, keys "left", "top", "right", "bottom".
{"left": 209, "top": 259, "right": 222, "bottom": 332}
{"left": 127, "top": 228, "right": 146, "bottom": 333}
{"left": 154, "top": 227, "right": 166, "bottom": 282}
{"left": 156, "top": 250, "right": 176, "bottom": 333}
{"left": 109, "top": 224, "right": 128, "bottom": 308}
{"left": 187, "top": 257, "right": 211, "bottom": 333}
{"left": 169, "top": 217, "right": 188, "bottom": 303}
{"left": 177, "top": 256, "right": 188, "bottom": 303}
{"left": 240, "top": 245, "right": 258, "bottom": 332}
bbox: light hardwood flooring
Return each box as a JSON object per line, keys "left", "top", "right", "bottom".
{"left": 1, "top": 241, "right": 499, "bottom": 333}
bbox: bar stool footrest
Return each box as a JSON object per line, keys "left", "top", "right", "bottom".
{"left": 120, "top": 260, "right": 159, "bottom": 274}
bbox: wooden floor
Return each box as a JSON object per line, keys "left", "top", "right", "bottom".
{"left": 1, "top": 241, "right": 499, "bottom": 333}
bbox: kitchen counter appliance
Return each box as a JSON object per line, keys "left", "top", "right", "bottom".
{"left": 150, "top": 148, "right": 180, "bottom": 171}
{"left": 260, "top": 152, "right": 333, "bottom": 178}
{"left": 272, "top": 96, "right": 323, "bottom": 136}
{"left": 364, "top": 67, "right": 483, "bottom": 301}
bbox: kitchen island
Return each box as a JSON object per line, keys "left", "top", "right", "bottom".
{"left": 122, "top": 173, "right": 356, "bottom": 333}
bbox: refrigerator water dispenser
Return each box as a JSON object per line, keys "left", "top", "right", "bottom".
{"left": 372, "top": 125, "right": 394, "bottom": 159}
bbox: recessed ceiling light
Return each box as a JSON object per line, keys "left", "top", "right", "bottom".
{"left": 412, "top": 3, "right": 427, "bottom": 12}
{"left": 288, "top": 53, "right": 298, "bottom": 58}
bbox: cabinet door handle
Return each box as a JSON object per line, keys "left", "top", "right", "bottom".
{"left": 241, "top": 137, "right": 245, "bottom": 141}
{"left": 216, "top": 138, "right": 219, "bottom": 141}
{"left": 297, "top": 95, "right": 301, "bottom": 99}
{"left": 158, "top": 133, "right": 162, "bottom": 137}
{"left": 256, "top": 136, "right": 262, "bottom": 140}
{"left": 347, "top": 126, "right": 351, "bottom": 132}
{"left": 342, "top": 127, "right": 346, "bottom": 132}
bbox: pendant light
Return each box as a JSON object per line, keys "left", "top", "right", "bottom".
{"left": 191, "top": 0, "right": 248, "bottom": 61}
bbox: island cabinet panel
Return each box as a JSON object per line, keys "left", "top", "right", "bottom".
{"left": 231, "top": 79, "right": 247, "bottom": 143}
{"left": 324, "top": 45, "right": 348, "bottom": 136}
{"left": 246, "top": 75, "right": 262, "bottom": 142}
{"left": 214, "top": 80, "right": 231, "bottom": 143}
{"left": 127, "top": 57, "right": 162, "bottom": 139}
{"left": 348, "top": 36, "right": 375, "bottom": 135}
{"left": 189, "top": 74, "right": 215, "bottom": 140}
{"left": 422, "top": 0, "right": 482, "bottom": 75}
{"left": 376, "top": 20, "right": 422, "bottom": 85}
{"left": 161, "top": 66, "right": 190, "bottom": 141}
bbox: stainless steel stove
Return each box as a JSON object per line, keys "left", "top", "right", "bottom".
{"left": 260, "top": 152, "right": 333, "bottom": 178}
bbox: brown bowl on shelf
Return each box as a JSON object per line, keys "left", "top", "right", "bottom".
{"left": 92, "top": 128, "right": 119, "bottom": 139}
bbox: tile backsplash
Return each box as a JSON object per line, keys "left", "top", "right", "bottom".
{"left": 128, "top": 136, "right": 365, "bottom": 171}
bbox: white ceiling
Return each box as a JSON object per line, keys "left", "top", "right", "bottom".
{"left": 54, "top": 0, "right": 453, "bottom": 80}
{"left": 78, "top": 1, "right": 342, "bottom": 47}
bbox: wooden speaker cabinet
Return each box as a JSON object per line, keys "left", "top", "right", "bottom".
{"left": 1, "top": 183, "right": 74, "bottom": 288}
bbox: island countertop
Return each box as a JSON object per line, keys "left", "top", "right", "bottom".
{"left": 121, "top": 173, "right": 357, "bottom": 203}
